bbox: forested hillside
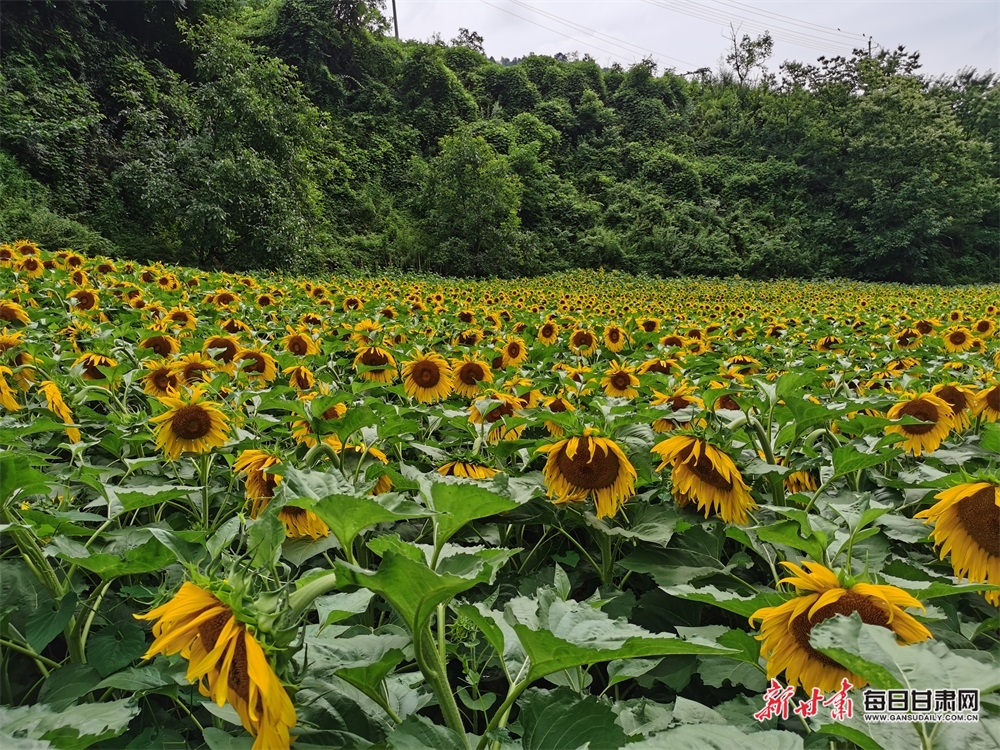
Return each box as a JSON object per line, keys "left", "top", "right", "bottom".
{"left": 1, "top": 0, "right": 997, "bottom": 282}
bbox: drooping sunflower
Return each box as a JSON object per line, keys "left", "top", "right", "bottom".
{"left": 0, "top": 366, "right": 20, "bottom": 411}
{"left": 67, "top": 288, "right": 100, "bottom": 312}
{"left": 650, "top": 385, "right": 704, "bottom": 433}
{"left": 438, "top": 461, "right": 498, "bottom": 480}
{"left": 469, "top": 391, "right": 526, "bottom": 443}
{"left": 172, "top": 352, "right": 218, "bottom": 386}
{"left": 283, "top": 365, "right": 315, "bottom": 392}
{"left": 930, "top": 382, "right": 978, "bottom": 431}
{"left": 541, "top": 394, "right": 576, "bottom": 437}
{"left": 602, "top": 324, "right": 630, "bottom": 353}
{"left": 885, "top": 392, "right": 954, "bottom": 456}
{"left": 601, "top": 362, "right": 640, "bottom": 399}
{"left": 143, "top": 359, "right": 180, "bottom": 398}
{"left": 401, "top": 350, "right": 453, "bottom": 403}
{"left": 74, "top": 352, "right": 117, "bottom": 381}
{"left": 151, "top": 387, "right": 230, "bottom": 460}
{"left": 451, "top": 355, "right": 493, "bottom": 399}
{"left": 0, "top": 301, "right": 30, "bottom": 326}
{"left": 974, "top": 383, "right": 1000, "bottom": 422}
{"left": 140, "top": 334, "right": 181, "bottom": 358}
{"left": 165, "top": 306, "right": 198, "bottom": 331}
{"left": 749, "top": 561, "right": 931, "bottom": 692}
{"left": 236, "top": 349, "right": 278, "bottom": 385}
{"left": 353, "top": 346, "right": 397, "bottom": 383}
{"left": 500, "top": 337, "right": 529, "bottom": 368}
{"left": 942, "top": 326, "right": 975, "bottom": 353}
{"left": 915, "top": 481, "right": 1000, "bottom": 605}
{"left": 651, "top": 434, "right": 756, "bottom": 524}
{"left": 203, "top": 336, "right": 242, "bottom": 367}
{"left": 234, "top": 449, "right": 330, "bottom": 539}
{"left": 638, "top": 358, "right": 680, "bottom": 377}
{"left": 292, "top": 394, "right": 347, "bottom": 448}
{"left": 16, "top": 256, "right": 45, "bottom": 278}
{"left": 134, "top": 582, "right": 297, "bottom": 750}
{"left": 537, "top": 428, "right": 636, "bottom": 519}
{"left": 39, "top": 380, "right": 81, "bottom": 444}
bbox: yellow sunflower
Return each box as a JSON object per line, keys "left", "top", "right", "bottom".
{"left": 974, "top": 383, "right": 1000, "bottom": 422}
{"left": 885, "top": 392, "right": 954, "bottom": 456}
{"left": 438, "top": 461, "right": 499, "bottom": 480}
{"left": 280, "top": 329, "right": 320, "bottom": 357}
{"left": 749, "top": 561, "right": 931, "bottom": 692}
{"left": 401, "top": 350, "right": 454, "bottom": 403}
{"left": 141, "top": 334, "right": 181, "bottom": 358}
{"left": 469, "top": 391, "right": 526, "bottom": 443}
{"left": 143, "top": 359, "right": 180, "bottom": 398}
{"left": 650, "top": 385, "right": 704, "bottom": 433}
{"left": 134, "top": 582, "right": 297, "bottom": 750}
{"left": 603, "top": 324, "right": 631, "bottom": 353}
{"left": 451, "top": 355, "right": 493, "bottom": 399}
{"left": 39, "top": 380, "right": 81, "bottom": 443}
{"left": 651, "top": 434, "right": 756, "bottom": 524}
{"left": 165, "top": 306, "right": 198, "bottom": 331}
{"left": 537, "top": 428, "right": 636, "bottom": 519}
{"left": 283, "top": 365, "right": 315, "bottom": 392}
{"left": 601, "top": 362, "right": 640, "bottom": 399}
{"left": 292, "top": 396, "right": 347, "bottom": 448}
{"left": 151, "top": 387, "right": 230, "bottom": 460}
{"left": 972, "top": 318, "right": 995, "bottom": 338}
{"left": 541, "top": 394, "right": 576, "bottom": 437}
{"left": 67, "top": 288, "right": 100, "bottom": 313}
{"left": 203, "top": 336, "right": 242, "bottom": 368}
{"left": 16, "top": 256, "right": 45, "bottom": 278}
{"left": 234, "top": 450, "right": 330, "bottom": 539}
{"left": 568, "top": 328, "right": 598, "bottom": 356}
{"left": 236, "top": 349, "right": 278, "bottom": 384}
{"left": 638, "top": 358, "right": 680, "bottom": 377}
{"left": 73, "top": 352, "right": 117, "bottom": 381}
{"left": 536, "top": 321, "right": 559, "bottom": 346}
{"left": 915, "top": 482, "right": 999, "bottom": 606}
{"left": 353, "top": 346, "right": 397, "bottom": 383}
{"left": 0, "top": 366, "right": 20, "bottom": 411}
{"left": 942, "top": 326, "right": 975, "bottom": 353}
{"left": 500, "top": 337, "right": 529, "bottom": 368}
{"left": 172, "top": 352, "right": 218, "bottom": 386}
{"left": 930, "top": 382, "right": 978, "bottom": 431}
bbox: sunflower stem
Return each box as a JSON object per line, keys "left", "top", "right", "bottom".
{"left": 0, "top": 636, "right": 58, "bottom": 675}
{"left": 747, "top": 415, "right": 784, "bottom": 506}
{"left": 553, "top": 525, "right": 602, "bottom": 583}
{"left": 414, "top": 626, "right": 468, "bottom": 746}
{"left": 287, "top": 569, "right": 340, "bottom": 622}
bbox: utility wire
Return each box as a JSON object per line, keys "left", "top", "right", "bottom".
{"left": 706, "top": 0, "right": 866, "bottom": 43}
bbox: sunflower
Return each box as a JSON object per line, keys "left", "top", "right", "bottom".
{"left": 942, "top": 326, "right": 974, "bottom": 353}
{"left": 291, "top": 393, "right": 347, "bottom": 447}
{"left": 134, "top": 582, "right": 297, "bottom": 749}
{"left": 726, "top": 354, "right": 761, "bottom": 376}
{"left": 603, "top": 324, "right": 630, "bottom": 353}
{"left": 469, "top": 391, "right": 526, "bottom": 443}
{"left": 601, "top": 362, "right": 640, "bottom": 399}
{"left": 234, "top": 450, "right": 330, "bottom": 539}
{"left": 151, "top": 387, "right": 230, "bottom": 460}
{"left": 438, "top": 461, "right": 498, "bottom": 480}
{"left": 500, "top": 337, "right": 529, "bottom": 368}
{"left": 165, "top": 307, "right": 198, "bottom": 331}
{"left": 651, "top": 434, "right": 756, "bottom": 524}
{"left": 915, "top": 481, "right": 999, "bottom": 605}
{"left": 0, "top": 366, "right": 20, "bottom": 411}
{"left": 972, "top": 318, "right": 995, "bottom": 337}
{"left": 568, "top": 328, "right": 597, "bottom": 356}
{"left": 536, "top": 321, "right": 559, "bottom": 346}
{"left": 283, "top": 365, "right": 315, "bottom": 392}
{"left": 638, "top": 358, "right": 679, "bottom": 377}
{"left": 401, "top": 350, "right": 453, "bottom": 403}
{"left": 815, "top": 335, "right": 843, "bottom": 353}
{"left": 39, "top": 380, "right": 81, "bottom": 443}
{"left": 0, "top": 301, "right": 30, "bottom": 326}
{"left": 749, "top": 561, "right": 931, "bottom": 692}
{"left": 650, "top": 385, "right": 704, "bottom": 433}
{"left": 451, "top": 355, "right": 493, "bottom": 398}
{"left": 281, "top": 329, "right": 320, "bottom": 357}
{"left": 16, "top": 256, "right": 44, "bottom": 278}
{"left": 236, "top": 349, "right": 278, "bottom": 384}
{"left": 455, "top": 328, "right": 483, "bottom": 347}
{"left": 67, "top": 288, "right": 100, "bottom": 312}
{"left": 143, "top": 359, "right": 180, "bottom": 398}
{"left": 885, "top": 392, "right": 954, "bottom": 456}
{"left": 974, "top": 384, "right": 1000, "bottom": 422}
{"left": 353, "top": 346, "right": 397, "bottom": 383}
{"left": 74, "top": 352, "right": 117, "bottom": 381}
{"left": 541, "top": 394, "right": 576, "bottom": 436}
{"left": 537, "top": 429, "right": 636, "bottom": 519}
{"left": 930, "top": 382, "right": 978, "bottom": 431}
{"left": 636, "top": 317, "right": 661, "bottom": 334}
{"left": 203, "top": 336, "right": 242, "bottom": 367}
{"left": 141, "top": 334, "right": 181, "bottom": 357}
{"left": 223, "top": 318, "right": 253, "bottom": 335}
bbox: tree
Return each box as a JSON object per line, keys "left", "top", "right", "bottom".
{"left": 723, "top": 25, "right": 773, "bottom": 86}
{"left": 411, "top": 133, "right": 528, "bottom": 276}
{"left": 451, "top": 28, "right": 485, "bottom": 53}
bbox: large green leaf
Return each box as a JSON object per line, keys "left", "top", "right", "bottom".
{"left": 519, "top": 687, "right": 627, "bottom": 750}
{"left": 304, "top": 631, "right": 411, "bottom": 708}
{"left": 386, "top": 715, "right": 467, "bottom": 750}
{"left": 660, "top": 583, "right": 785, "bottom": 619}
{"left": 585, "top": 505, "right": 689, "bottom": 547}
{"left": 427, "top": 480, "right": 520, "bottom": 548}
{"left": 810, "top": 614, "right": 1000, "bottom": 691}
{"left": 334, "top": 536, "right": 516, "bottom": 634}
{"left": 52, "top": 538, "right": 174, "bottom": 581}
{"left": 0, "top": 699, "right": 138, "bottom": 750}
{"left": 286, "top": 493, "right": 433, "bottom": 555}
{"left": 26, "top": 591, "right": 77, "bottom": 652}
{"left": 499, "top": 588, "right": 739, "bottom": 683}
{"left": 832, "top": 444, "right": 903, "bottom": 477}
{"left": 627, "top": 723, "right": 804, "bottom": 750}
{"left": 0, "top": 451, "right": 53, "bottom": 504}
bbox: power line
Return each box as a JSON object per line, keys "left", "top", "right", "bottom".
{"left": 504, "top": 0, "right": 699, "bottom": 68}
{"left": 706, "top": 0, "right": 865, "bottom": 43}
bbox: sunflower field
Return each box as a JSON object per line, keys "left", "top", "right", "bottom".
{"left": 1, "top": 240, "right": 998, "bottom": 750}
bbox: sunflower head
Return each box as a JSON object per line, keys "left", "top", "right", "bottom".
{"left": 451, "top": 355, "right": 493, "bottom": 398}
{"left": 151, "top": 387, "right": 230, "bottom": 460}
{"left": 750, "top": 561, "right": 931, "bottom": 692}
{"left": 601, "top": 362, "right": 640, "bottom": 399}
{"left": 537, "top": 428, "right": 636, "bottom": 519}
{"left": 353, "top": 346, "right": 397, "bottom": 383}
{"left": 885, "top": 392, "right": 954, "bottom": 456}
{"left": 915, "top": 482, "right": 1000, "bottom": 606}
{"left": 401, "top": 350, "right": 454, "bottom": 403}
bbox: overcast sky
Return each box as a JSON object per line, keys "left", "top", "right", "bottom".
{"left": 393, "top": 0, "right": 999, "bottom": 79}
